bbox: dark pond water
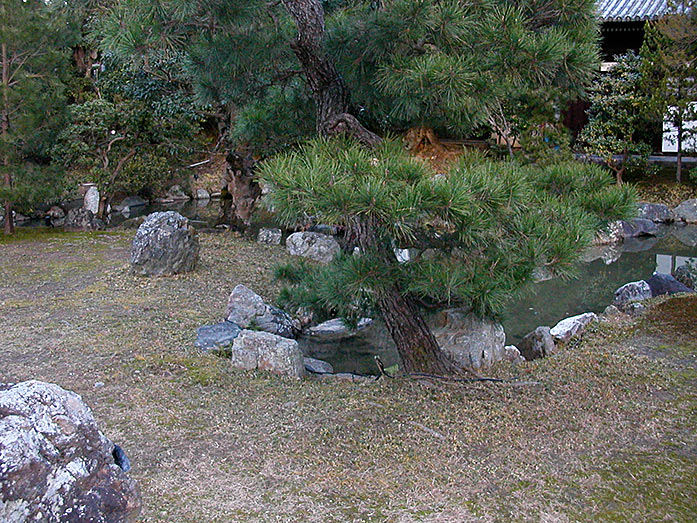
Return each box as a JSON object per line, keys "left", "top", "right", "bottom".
{"left": 301, "top": 225, "right": 697, "bottom": 374}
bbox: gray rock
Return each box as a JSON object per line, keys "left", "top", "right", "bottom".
{"left": 603, "top": 305, "right": 622, "bottom": 317}
{"left": 46, "top": 206, "right": 65, "bottom": 227}
{"left": 230, "top": 330, "right": 305, "bottom": 378}
{"left": 518, "top": 326, "right": 555, "bottom": 361}
{"left": 226, "top": 284, "right": 298, "bottom": 338}
{"left": 549, "top": 312, "right": 597, "bottom": 343}
{"left": 308, "top": 224, "right": 338, "bottom": 236}
{"left": 504, "top": 345, "right": 525, "bottom": 363}
{"left": 615, "top": 218, "right": 658, "bottom": 239}
{"left": 593, "top": 221, "right": 623, "bottom": 244}
{"left": 64, "top": 208, "right": 104, "bottom": 231}
{"left": 118, "top": 195, "right": 148, "bottom": 210}
{"left": 613, "top": 280, "right": 652, "bottom": 305}
{"left": 637, "top": 202, "right": 674, "bottom": 223}
{"left": 166, "top": 184, "right": 190, "bottom": 201}
{"left": 430, "top": 309, "right": 505, "bottom": 370}
{"left": 304, "top": 357, "right": 334, "bottom": 374}
{"left": 674, "top": 199, "right": 697, "bottom": 223}
{"left": 130, "top": 211, "right": 199, "bottom": 276}
{"left": 645, "top": 273, "right": 695, "bottom": 297}
{"left": 286, "top": 232, "right": 341, "bottom": 264}
{"left": 307, "top": 318, "right": 373, "bottom": 341}
{"left": 673, "top": 264, "right": 696, "bottom": 289}
{"left": 0, "top": 381, "right": 141, "bottom": 522}
{"left": 83, "top": 186, "right": 100, "bottom": 214}
{"left": 257, "top": 228, "right": 282, "bottom": 245}
{"left": 195, "top": 188, "right": 210, "bottom": 200}
{"left": 394, "top": 248, "right": 421, "bottom": 263}
{"left": 195, "top": 321, "right": 241, "bottom": 351}
{"left": 671, "top": 224, "right": 697, "bottom": 247}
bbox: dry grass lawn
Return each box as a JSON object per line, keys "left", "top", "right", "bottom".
{"left": 1, "top": 229, "right": 696, "bottom": 522}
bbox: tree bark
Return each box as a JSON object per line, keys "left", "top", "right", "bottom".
{"left": 377, "top": 286, "right": 463, "bottom": 375}
{"left": 2, "top": 42, "right": 13, "bottom": 234}
{"left": 349, "top": 216, "right": 463, "bottom": 375}
{"left": 280, "top": 0, "right": 381, "bottom": 146}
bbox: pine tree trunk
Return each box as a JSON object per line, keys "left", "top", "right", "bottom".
{"left": 377, "top": 286, "right": 463, "bottom": 375}
{"left": 2, "top": 43, "right": 13, "bottom": 234}
{"left": 349, "top": 216, "right": 463, "bottom": 375}
{"left": 281, "top": 0, "right": 381, "bottom": 146}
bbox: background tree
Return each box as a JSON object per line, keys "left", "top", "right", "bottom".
{"left": 98, "top": 0, "right": 600, "bottom": 155}
{"left": 580, "top": 52, "right": 653, "bottom": 184}
{"left": 641, "top": 0, "right": 697, "bottom": 182}
{"left": 53, "top": 57, "right": 202, "bottom": 215}
{"left": 261, "top": 139, "right": 635, "bottom": 375}
{"left": 0, "top": 0, "right": 74, "bottom": 234}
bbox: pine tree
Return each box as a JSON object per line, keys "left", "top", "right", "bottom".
{"left": 261, "top": 139, "right": 635, "bottom": 374}
{"left": 97, "top": 0, "right": 599, "bottom": 153}
{"left": 641, "top": 0, "right": 697, "bottom": 182}
{"left": 0, "top": 0, "right": 73, "bottom": 234}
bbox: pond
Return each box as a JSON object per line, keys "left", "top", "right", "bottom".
{"left": 301, "top": 225, "right": 697, "bottom": 374}
{"left": 22, "top": 200, "right": 697, "bottom": 374}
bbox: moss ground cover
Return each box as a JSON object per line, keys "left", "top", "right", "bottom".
{"left": 1, "top": 230, "right": 695, "bottom": 521}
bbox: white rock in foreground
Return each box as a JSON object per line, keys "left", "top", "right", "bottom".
{"left": 0, "top": 381, "right": 141, "bottom": 522}
{"left": 550, "top": 312, "right": 597, "bottom": 343}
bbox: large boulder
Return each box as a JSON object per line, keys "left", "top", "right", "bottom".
{"left": 674, "top": 199, "right": 697, "bottom": 223}
{"left": 130, "top": 211, "right": 199, "bottom": 276}
{"left": 226, "top": 284, "right": 298, "bottom": 338}
{"left": 64, "top": 208, "right": 104, "bottom": 231}
{"left": 613, "top": 280, "right": 652, "bottom": 305}
{"left": 637, "top": 202, "right": 674, "bottom": 223}
{"left": 195, "top": 321, "right": 241, "bottom": 351}
{"left": 518, "top": 326, "right": 555, "bottom": 361}
{"left": 0, "top": 381, "right": 141, "bottom": 522}
{"left": 304, "top": 357, "right": 334, "bottom": 374}
{"left": 286, "top": 232, "right": 341, "bottom": 264}
{"left": 430, "top": 309, "right": 506, "bottom": 370}
{"left": 645, "top": 273, "right": 695, "bottom": 297}
{"left": 550, "top": 312, "right": 597, "bottom": 343}
{"left": 230, "top": 330, "right": 305, "bottom": 378}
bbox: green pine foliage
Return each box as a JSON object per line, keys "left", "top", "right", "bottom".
{"left": 262, "top": 139, "right": 634, "bottom": 324}
{"left": 329, "top": 0, "right": 599, "bottom": 139}
{"left": 97, "top": 0, "right": 600, "bottom": 152}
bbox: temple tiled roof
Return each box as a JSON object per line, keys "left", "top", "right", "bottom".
{"left": 598, "top": 0, "right": 670, "bottom": 22}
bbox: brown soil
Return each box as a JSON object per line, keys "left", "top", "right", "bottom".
{"left": 1, "top": 230, "right": 696, "bottom": 521}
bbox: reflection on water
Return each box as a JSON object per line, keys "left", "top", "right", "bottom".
{"left": 501, "top": 225, "right": 697, "bottom": 345}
